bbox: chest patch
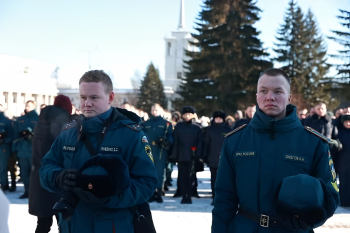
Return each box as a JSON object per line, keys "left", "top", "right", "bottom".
{"left": 100, "top": 147, "right": 122, "bottom": 154}
{"left": 145, "top": 126, "right": 151, "bottom": 129}
{"left": 235, "top": 151, "right": 256, "bottom": 157}
{"left": 283, "top": 154, "right": 306, "bottom": 163}
{"left": 158, "top": 125, "right": 165, "bottom": 128}
{"left": 63, "top": 146, "right": 76, "bottom": 152}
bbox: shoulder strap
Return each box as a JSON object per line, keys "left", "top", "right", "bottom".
{"left": 304, "top": 126, "right": 330, "bottom": 142}
{"left": 225, "top": 124, "right": 247, "bottom": 138}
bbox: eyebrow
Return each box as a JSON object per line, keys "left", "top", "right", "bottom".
{"left": 259, "top": 86, "right": 284, "bottom": 90}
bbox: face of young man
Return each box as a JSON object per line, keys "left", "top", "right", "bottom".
{"left": 182, "top": 113, "right": 194, "bottom": 122}
{"left": 246, "top": 106, "right": 256, "bottom": 119}
{"left": 151, "top": 105, "right": 164, "bottom": 117}
{"left": 79, "top": 82, "right": 114, "bottom": 118}
{"left": 256, "top": 75, "right": 291, "bottom": 120}
{"left": 25, "top": 102, "right": 35, "bottom": 113}
{"left": 343, "top": 120, "right": 350, "bottom": 129}
{"left": 315, "top": 104, "right": 327, "bottom": 117}
{"left": 214, "top": 117, "right": 223, "bottom": 124}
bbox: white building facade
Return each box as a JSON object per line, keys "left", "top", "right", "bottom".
{"left": 0, "top": 54, "right": 59, "bottom": 117}
{"left": 163, "top": 0, "right": 196, "bottom": 92}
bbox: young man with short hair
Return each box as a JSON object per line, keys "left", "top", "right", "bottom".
{"left": 40, "top": 70, "right": 157, "bottom": 233}
{"left": 212, "top": 68, "right": 339, "bottom": 233}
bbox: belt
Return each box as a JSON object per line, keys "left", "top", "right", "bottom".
{"left": 238, "top": 208, "right": 286, "bottom": 228}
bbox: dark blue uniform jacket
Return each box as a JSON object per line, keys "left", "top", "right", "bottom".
{"left": 13, "top": 110, "right": 38, "bottom": 158}
{"left": 40, "top": 108, "right": 157, "bottom": 233}
{"left": 212, "top": 105, "right": 339, "bottom": 233}
{"left": 0, "top": 112, "right": 13, "bottom": 158}
{"left": 142, "top": 116, "right": 173, "bottom": 160}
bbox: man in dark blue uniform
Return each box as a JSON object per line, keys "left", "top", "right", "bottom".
{"left": 142, "top": 103, "right": 173, "bottom": 203}
{"left": 13, "top": 100, "right": 39, "bottom": 198}
{"left": 0, "top": 104, "right": 14, "bottom": 192}
{"left": 212, "top": 68, "right": 339, "bottom": 233}
{"left": 40, "top": 70, "right": 157, "bottom": 233}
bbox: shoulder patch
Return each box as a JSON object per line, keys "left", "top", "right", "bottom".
{"left": 62, "top": 122, "right": 77, "bottom": 131}
{"left": 225, "top": 124, "right": 247, "bottom": 138}
{"left": 304, "top": 126, "right": 330, "bottom": 142}
{"left": 126, "top": 124, "right": 143, "bottom": 132}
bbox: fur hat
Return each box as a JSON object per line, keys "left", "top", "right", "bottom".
{"left": 54, "top": 95, "right": 72, "bottom": 114}
{"left": 76, "top": 154, "right": 130, "bottom": 198}
{"left": 213, "top": 111, "right": 226, "bottom": 120}
{"left": 182, "top": 106, "right": 195, "bottom": 114}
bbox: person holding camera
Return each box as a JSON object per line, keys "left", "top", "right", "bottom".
{"left": 142, "top": 103, "right": 173, "bottom": 203}
{"left": 13, "top": 100, "right": 38, "bottom": 199}
{"left": 40, "top": 70, "right": 157, "bottom": 233}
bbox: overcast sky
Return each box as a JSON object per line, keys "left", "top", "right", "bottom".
{"left": 0, "top": 0, "right": 348, "bottom": 88}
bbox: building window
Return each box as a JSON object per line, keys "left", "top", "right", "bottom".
{"left": 177, "top": 72, "right": 182, "bottom": 79}
{"left": 167, "top": 42, "right": 171, "bottom": 56}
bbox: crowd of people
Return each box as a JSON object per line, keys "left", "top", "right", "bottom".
{"left": 0, "top": 69, "right": 349, "bottom": 233}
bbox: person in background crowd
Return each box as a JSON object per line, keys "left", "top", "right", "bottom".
{"left": 171, "top": 111, "right": 181, "bottom": 126}
{"left": 309, "top": 107, "right": 316, "bottom": 118}
{"left": 298, "top": 108, "right": 308, "bottom": 125}
{"left": 40, "top": 104, "right": 47, "bottom": 110}
{"left": 0, "top": 104, "right": 14, "bottom": 192}
{"left": 0, "top": 190, "right": 10, "bottom": 233}
{"left": 344, "top": 106, "right": 350, "bottom": 114}
{"left": 234, "top": 110, "right": 243, "bottom": 121}
{"left": 203, "top": 111, "right": 231, "bottom": 205}
{"left": 12, "top": 100, "right": 39, "bottom": 199}
{"left": 29, "top": 95, "right": 72, "bottom": 233}
{"left": 304, "top": 102, "right": 342, "bottom": 153}
{"left": 334, "top": 111, "right": 350, "bottom": 207}
{"left": 7, "top": 112, "right": 17, "bottom": 192}
{"left": 171, "top": 106, "right": 203, "bottom": 204}
{"left": 121, "top": 101, "right": 132, "bottom": 111}
{"left": 335, "top": 108, "right": 344, "bottom": 119}
{"left": 142, "top": 103, "right": 173, "bottom": 203}
{"left": 212, "top": 68, "right": 339, "bottom": 232}
{"left": 200, "top": 116, "right": 211, "bottom": 128}
{"left": 233, "top": 104, "right": 256, "bottom": 129}
{"left": 225, "top": 115, "right": 235, "bottom": 129}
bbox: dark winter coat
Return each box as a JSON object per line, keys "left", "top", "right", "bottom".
{"left": 29, "top": 106, "right": 71, "bottom": 217}
{"left": 304, "top": 113, "right": 338, "bottom": 139}
{"left": 232, "top": 117, "right": 252, "bottom": 130}
{"left": 203, "top": 122, "right": 231, "bottom": 168}
{"left": 171, "top": 119, "right": 203, "bottom": 162}
{"left": 334, "top": 116, "right": 350, "bottom": 173}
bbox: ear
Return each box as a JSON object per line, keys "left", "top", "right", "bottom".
{"left": 287, "top": 93, "right": 292, "bottom": 104}
{"left": 108, "top": 92, "right": 115, "bottom": 104}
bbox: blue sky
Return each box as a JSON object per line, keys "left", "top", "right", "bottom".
{"left": 0, "top": 0, "right": 348, "bottom": 88}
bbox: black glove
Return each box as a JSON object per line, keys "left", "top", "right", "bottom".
{"left": 55, "top": 169, "right": 78, "bottom": 191}
{"left": 74, "top": 187, "right": 105, "bottom": 204}
{"left": 0, "top": 131, "right": 7, "bottom": 143}
{"left": 19, "top": 128, "right": 33, "bottom": 140}
{"left": 285, "top": 216, "right": 310, "bottom": 232}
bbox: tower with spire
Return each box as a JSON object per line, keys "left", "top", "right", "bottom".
{"left": 164, "top": 0, "right": 195, "bottom": 92}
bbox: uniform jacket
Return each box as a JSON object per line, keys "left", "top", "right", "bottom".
{"left": 12, "top": 110, "right": 38, "bottom": 158}
{"left": 233, "top": 117, "right": 252, "bottom": 130}
{"left": 212, "top": 105, "right": 339, "bottom": 233}
{"left": 171, "top": 119, "right": 203, "bottom": 162}
{"left": 0, "top": 112, "right": 13, "bottom": 158}
{"left": 40, "top": 108, "right": 158, "bottom": 233}
{"left": 203, "top": 122, "right": 231, "bottom": 168}
{"left": 29, "top": 106, "right": 72, "bottom": 217}
{"left": 334, "top": 115, "right": 350, "bottom": 173}
{"left": 142, "top": 116, "right": 173, "bottom": 160}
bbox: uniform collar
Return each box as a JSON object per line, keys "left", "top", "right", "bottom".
{"left": 26, "top": 110, "right": 38, "bottom": 118}
{"left": 250, "top": 104, "right": 302, "bottom": 133}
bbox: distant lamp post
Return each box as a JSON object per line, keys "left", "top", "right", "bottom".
{"left": 76, "top": 47, "right": 97, "bottom": 70}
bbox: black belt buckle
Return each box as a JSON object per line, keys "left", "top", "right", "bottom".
{"left": 260, "top": 214, "right": 269, "bottom": 227}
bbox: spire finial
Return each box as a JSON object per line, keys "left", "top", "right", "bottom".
{"left": 178, "top": 0, "right": 185, "bottom": 29}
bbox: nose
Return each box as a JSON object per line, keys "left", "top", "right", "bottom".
{"left": 84, "top": 99, "right": 92, "bottom": 107}
{"left": 265, "top": 91, "right": 275, "bottom": 101}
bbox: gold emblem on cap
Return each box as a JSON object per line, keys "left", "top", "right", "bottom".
{"left": 88, "top": 183, "right": 93, "bottom": 190}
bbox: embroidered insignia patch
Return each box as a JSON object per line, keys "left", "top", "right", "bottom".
{"left": 235, "top": 151, "right": 256, "bottom": 157}
{"left": 283, "top": 154, "right": 306, "bottom": 163}
{"left": 100, "top": 147, "right": 122, "bottom": 154}
{"left": 145, "top": 145, "right": 154, "bottom": 163}
{"left": 142, "top": 136, "right": 149, "bottom": 143}
{"left": 63, "top": 146, "right": 76, "bottom": 152}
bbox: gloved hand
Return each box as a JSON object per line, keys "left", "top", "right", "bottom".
{"left": 285, "top": 216, "right": 310, "bottom": 232}
{"left": 55, "top": 169, "right": 78, "bottom": 191}
{"left": 74, "top": 187, "right": 105, "bottom": 204}
{"left": 328, "top": 139, "right": 341, "bottom": 151}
